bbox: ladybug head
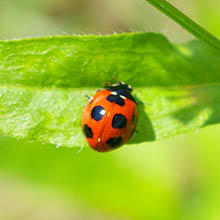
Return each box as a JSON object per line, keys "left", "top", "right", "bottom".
{"left": 119, "top": 82, "right": 133, "bottom": 92}
{"left": 105, "top": 82, "right": 132, "bottom": 92}
{"left": 105, "top": 82, "right": 135, "bottom": 103}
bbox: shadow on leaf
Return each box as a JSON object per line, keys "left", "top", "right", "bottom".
{"left": 169, "top": 85, "right": 220, "bottom": 128}
{"left": 127, "top": 100, "right": 155, "bottom": 144}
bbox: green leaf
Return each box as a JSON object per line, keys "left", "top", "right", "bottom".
{"left": 0, "top": 33, "right": 220, "bottom": 148}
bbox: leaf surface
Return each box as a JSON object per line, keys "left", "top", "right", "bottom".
{"left": 0, "top": 33, "right": 219, "bottom": 147}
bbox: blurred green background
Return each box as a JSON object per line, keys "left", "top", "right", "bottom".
{"left": 0, "top": 0, "right": 220, "bottom": 219}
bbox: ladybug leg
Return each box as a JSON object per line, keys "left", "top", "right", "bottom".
{"left": 85, "top": 95, "right": 93, "bottom": 102}
{"left": 84, "top": 95, "right": 93, "bottom": 106}
{"left": 75, "top": 145, "right": 84, "bottom": 154}
{"left": 134, "top": 129, "right": 139, "bottom": 133}
{"left": 85, "top": 94, "right": 92, "bottom": 100}
{"left": 136, "top": 101, "right": 142, "bottom": 105}
{"left": 137, "top": 101, "right": 152, "bottom": 107}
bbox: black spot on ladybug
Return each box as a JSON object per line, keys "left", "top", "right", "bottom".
{"left": 82, "top": 124, "right": 93, "bottom": 138}
{"left": 106, "top": 137, "right": 122, "bottom": 148}
{"left": 91, "top": 106, "right": 106, "bottom": 121}
{"left": 106, "top": 95, "right": 125, "bottom": 106}
{"left": 112, "top": 114, "right": 127, "bottom": 129}
{"left": 132, "top": 114, "right": 136, "bottom": 124}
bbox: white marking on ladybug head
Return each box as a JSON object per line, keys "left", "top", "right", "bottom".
{"left": 120, "top": 95, "right": 126, "bottom": 100}
{"left": 111, "top": 91, "right": 117, "bottom": 95}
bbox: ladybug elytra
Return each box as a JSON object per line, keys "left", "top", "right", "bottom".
{"left": 81, "top": 82, "right": 138, "bottom": 152}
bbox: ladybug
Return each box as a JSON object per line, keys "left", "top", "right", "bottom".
{"left": 81, "top": 82, "right": 138, "bottom": 152}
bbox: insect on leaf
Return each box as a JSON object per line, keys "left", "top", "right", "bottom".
{"left": 0, "top": 33, "right": 220, "bottom": 148}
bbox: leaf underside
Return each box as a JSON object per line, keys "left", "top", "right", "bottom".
{"left": 0, "top": 33, "right": 220, "bottom": 148}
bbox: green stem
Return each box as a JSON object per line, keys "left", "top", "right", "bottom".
{"left": 145, "top": 0, "right": 220, "bottom": 52}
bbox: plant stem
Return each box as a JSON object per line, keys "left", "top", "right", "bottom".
{"left": 145, "top": 0, "right": 220, "bottom": 52}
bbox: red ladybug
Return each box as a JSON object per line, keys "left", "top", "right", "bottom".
{"left": 82, "top": 82, "right": 138, "bottom": 152}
